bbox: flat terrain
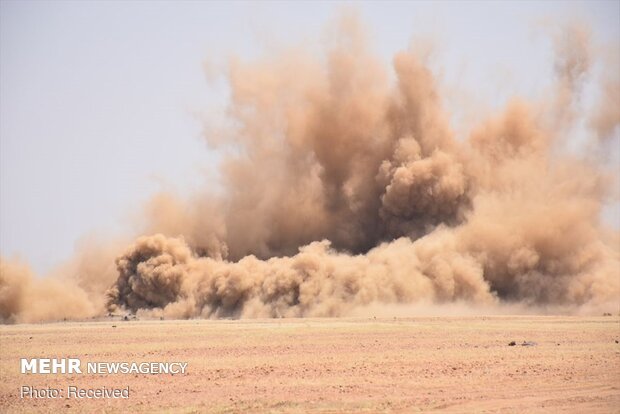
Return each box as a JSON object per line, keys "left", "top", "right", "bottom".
{"left": 1, "top": 316, "right": 619, "bottom": 413}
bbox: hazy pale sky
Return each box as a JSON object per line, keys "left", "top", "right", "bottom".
{"left": 1, "top": 0, "right": 618, "bottom": 275}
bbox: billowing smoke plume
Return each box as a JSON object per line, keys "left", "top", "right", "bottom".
{"left": 1, "top": 237, "right": 122, "bottom": 323}
{"left": 2, "top": 15, "right": 619, "bottom": 323}
{"left": 0, "top": 259, "right": 96, "bottom": 323}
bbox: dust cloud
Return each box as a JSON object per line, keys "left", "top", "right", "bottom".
{"left": 2, "top": 16, "right": 619, "bottom": 323}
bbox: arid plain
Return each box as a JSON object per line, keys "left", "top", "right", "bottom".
{"left": 1, "top": 316, "right": 619, "bottom": 413}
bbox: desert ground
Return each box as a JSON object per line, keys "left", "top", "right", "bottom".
{"left": 0, "top": 316, "right": 619, "bottom": 413}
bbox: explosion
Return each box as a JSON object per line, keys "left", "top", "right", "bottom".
{"left": 2, "top": 16, "right": 619, "bottom": 323}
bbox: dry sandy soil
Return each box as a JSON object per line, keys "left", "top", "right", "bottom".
{"left": 1, "top": 316, "right": 619, "bottom": 413}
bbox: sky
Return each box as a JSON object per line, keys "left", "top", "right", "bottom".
{"left": 1, "top": 0, "right": 619, "bottom": 275}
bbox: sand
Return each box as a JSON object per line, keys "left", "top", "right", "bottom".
{"left": 1, "top": 316, "right": 619, "bottom": 413}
